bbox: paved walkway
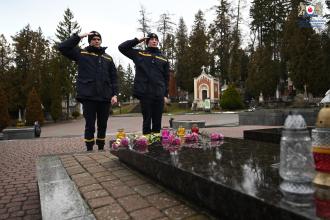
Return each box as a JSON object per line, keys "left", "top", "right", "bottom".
{"left": 0, "top": 113, "right": 278, "bottom": 219}
{"left": 59, "top": 152, "right": 215, "bottom": 219}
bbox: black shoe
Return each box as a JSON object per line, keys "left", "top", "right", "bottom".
{"left": 98, "top": 145, "right": 104, "bottom": 151}
{"left": 86, "top": 145, "right": 93, "bottom": 151}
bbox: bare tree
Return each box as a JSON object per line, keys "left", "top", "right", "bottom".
{"left": 137, "top": 5, "right": 151, "bottom": 37}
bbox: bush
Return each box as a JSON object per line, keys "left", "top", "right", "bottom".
{"left": 0, "top": 87, "right": 10, "bottom": 131}
{"left": 25, "top": 87, "right": 44, "bottom": 125}
{"left": 72, "top": 111, "right": 80, "bottom": 119}
{"left": 220, "top": 85, "right": 244, "bottom": 110}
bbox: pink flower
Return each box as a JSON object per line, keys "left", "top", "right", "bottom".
{"left": 134, "top": 136, "right": 149, "bottom": 152}
{"left": 120, "top": 137, "right": 129, "bottom": 147}
{"left": 210, "top": 132, "right": 224, "bottom": 141}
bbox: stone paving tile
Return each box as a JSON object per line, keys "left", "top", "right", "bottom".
{"left": 96, "top": 174, "right": 118, "bottom": 182}
{"left": 71, "top": 172, "right": 92, "bottom": 180}
{"left": 130, "top": 207, "right": 165, "bottom": 220}
{"left": 94, "top": 203, "right": 130, "bottom": 220}
{"left": 85, "top": 166, "right": 107, "bottom": 173}
{"left": 119, "top": 174, "right": 141, "bottom": 182}
{"left": 92, "top": 171, "right": 112, "bottom": 178}
{"left": 66, "top": 166, "right": 86, "bottom": 175}
{"left": 101, "top": 179, "right": 125, "bottom": 189}
{"left": 73, "top": 176, "right": 98, "bottom": 187}
{"left": 146, "top": 192, "right": 180, "bottom": 210}
{"left": 80, "top": 183, "right": 103, "bottom": 193}
{"left": 82, "top": 189, "right": 109, "bottom": 200}
{"left": 124, "top": 177, "right": 147, "bottom": 187}
{"left": 111, "top": 169, "right": 134, "bottom": 177}
{"left": 118, "top": 194, "right": 150, "bottom": 212}
{"left": 164, "top": 204, "right": 197, "bottom": 219}
{"left": 107, "top": 185, "right": 136, "bottom": 198}
{"left": 133, "top": 183, "right": 163, "bottom": 196}
{"left": 87, "top": 196, "right": 115, "bottom": 209}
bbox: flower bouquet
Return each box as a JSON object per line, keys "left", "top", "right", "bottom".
{"left": 133, "top": 135, "right": 149, "bottom": 153}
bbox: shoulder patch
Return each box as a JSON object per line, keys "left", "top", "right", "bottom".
{"left": 102, "top": 54, "right": 112, "bottom": 61}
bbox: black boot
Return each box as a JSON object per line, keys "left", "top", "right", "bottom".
{"left": 96, "top": 138, "right": 105, "bottom": 151}
{"left": 86, "top": 143, "right": 94, "bottom": 151}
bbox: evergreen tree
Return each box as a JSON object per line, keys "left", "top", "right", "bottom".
{"left": 175, "top": 17, "right": 190, "bottom": 91}
{"left": 246, "top": 46, "right": 280, "bottom": 98}
{"left": 0, "top": 87, "right": 10, "bottom": 130}
{"left": 163, "top": 33, "right": 176, "bottom": 68}
{"left": 49, "top": 51, "right": 63, "bottom": 122}
{"left": 281, "top": 9, "right": 323, "bottom": 95}
{"left": 125, "top": 64, "right": 134, "bottom": 100}
{"left": 11, "top": 25, "right": 49, "bottom": 113}
{"left": 50, "top": 63, "right": 62, "bottom": 122}
{"left": 0, "top": 34, "right": 12, "bottom": 83}
{"left": 25, "top": 87, "right": 44, "bottom": 125}
{"left": 209, "top": 0, "right": 231, "bottom": 80}
{"left": 55, "top": 8, "right": 81, "bottom": 119}
{"left": 319, "top": 31, "right": 330, "bottom": 96}
{"left": 117, "top": 64, "right": 126, "bottom": 101}
{"left": 187, "top": 10, "right": 209, "bottom": 92}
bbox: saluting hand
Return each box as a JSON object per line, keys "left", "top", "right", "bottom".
{"left": 78, "top": 32, "right": 94, "bottom": 39}
{"left": 111, "top": 96, "right": 118, "bottom": 105}
{"left": 138, "top": 37, "right": 149, "bottom": 43}
{"left": 78, "top": 32, "right": 88, "bottom": 38}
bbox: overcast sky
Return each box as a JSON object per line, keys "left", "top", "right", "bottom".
{"left": 0, "top": 0, "right": 251, "bottom": 68}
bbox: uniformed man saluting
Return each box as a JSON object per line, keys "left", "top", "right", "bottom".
{"left": 58, "top": 31, "right": 118, "bottom": 151}
{"left": 118, "top": 33, "right": 169, "bottom": 136}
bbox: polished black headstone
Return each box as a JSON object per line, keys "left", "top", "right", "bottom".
{"left": 112, "top": 138, "right": 318, "bottom": 220}
{"left": 244, "top": 127, "right": 314, "bottom": 144}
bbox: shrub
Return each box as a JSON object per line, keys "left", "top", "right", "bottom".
{"left": 0, "top": 87, "right": 10, "bottom": 131}
{"left": 220, "top": 85, "right": 244, "bottom": 110}
{"left": 25, "top": 87, "right": 44, "bottom": 125}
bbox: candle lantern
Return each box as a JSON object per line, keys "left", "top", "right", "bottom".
{"left": 177, "top": 126, "right": 185, "bottom": 137}
{"left": 116, "top": 128, "right": 126, "bottom": 139}
{"left": 313, "top": 90, "right": 330, "bottom": 187}
{"left": 279, "top": 112, "right": 315, "bottom": 206}
{"left": 191, "top": 124, "right": 199, "bottom": 134}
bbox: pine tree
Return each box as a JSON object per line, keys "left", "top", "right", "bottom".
{"left": 55, "top": 8, "right": 81, "bottom": 119}
{"left": 187, "top": 10, "right": 209, "bottom": 92}
{"left": 11, "top": 25, "right": 49, "bottom": 113}
{"left": 246, "top": 46, "right": 280, "bottom": 98}
{"left": 0, "top": 87, "right": 10, "bottom": 131}
{"left": 0, "top": 34, "right": 12, "bottom": 84}
{"left": 175, "top": 17, "right": 190, "bottom": 91}
{"left": 50, "top": 63, "right": 62, "bottom": 122}
{"left": 117, "top": 64, "right": 126, "bottom": 101}
{"left": 209, "top": 0, "right": 231, "bottom": 80}
{"left": 281, "top": 9, "right": 323, "bottom": 95}
{"left": 125, "top": 64, "right": 134, "bottom": 100}
{"left": 163, "top": 33, "right": 176, "bottom": 68}
{"left": 25, "top": 87, "right": 44, "bottom": 125}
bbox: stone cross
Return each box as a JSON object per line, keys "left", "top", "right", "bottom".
{"left": 201, "top": 66, "right": 206, "bottom": 74}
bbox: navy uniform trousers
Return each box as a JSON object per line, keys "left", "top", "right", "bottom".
{"left": 82, "top": 100, "right": 110, "bottom": 151}
{"left": 140, "top": 98, "right": 164, "bottom": 135}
